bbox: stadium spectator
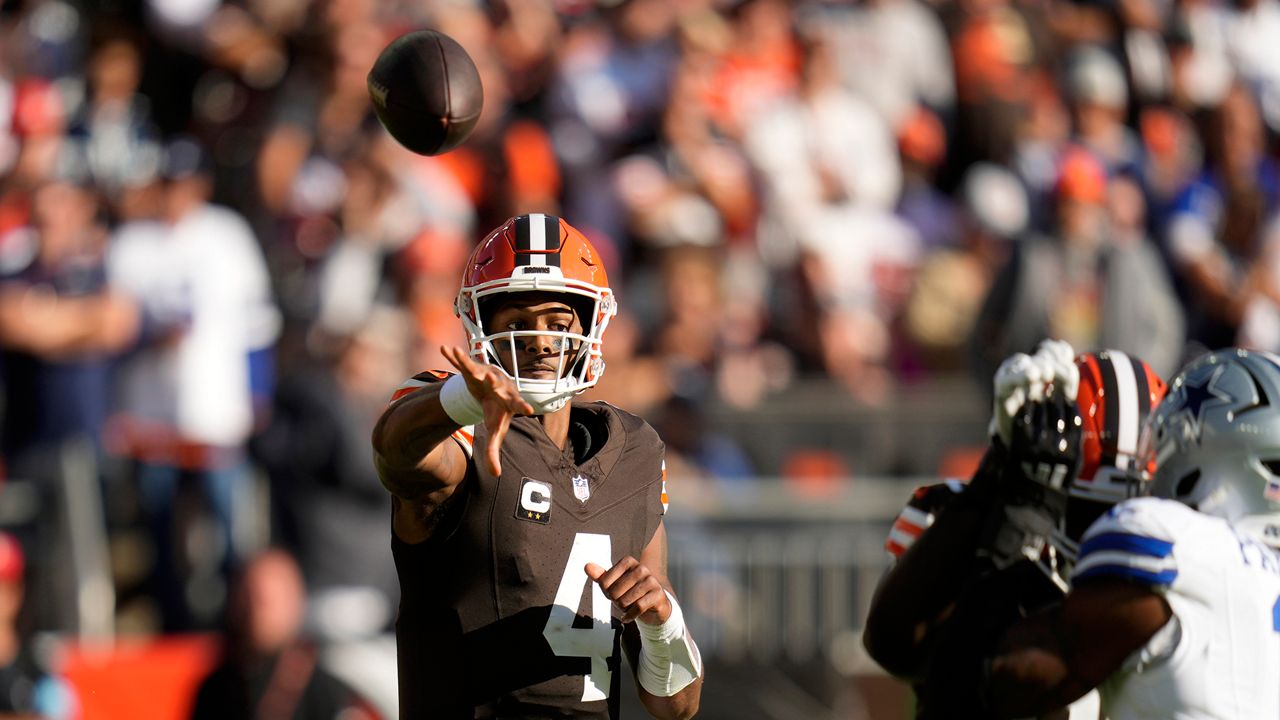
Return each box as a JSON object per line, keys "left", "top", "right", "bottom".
{"left": 189, "top": 549, "right": 379, "bottom": 720}
{"left": 825, "top": 0, "right": 956, "bottom": 131}
{"left": 0, "top": 532, "right": 78, "bottom": 719}
{"left": 973, "top": 147, "right": 1184, "bottom": 380}
{"left": 1164, "top": 82, "right": 1280, "bottom": 354}
{"left": 258, "top": 305, "right": 410, "bottom": 717}
{"left": 0, "top": 171, "right": 139, "bottom": 630}
{"left": 746, "top": 22, "right": 918, "bottom": 402}
{"left": 1063, "top": 46, "right": 1142, "bottom": 175}
{"left": 112, "top": 137, "right": 279, "bottom": 631}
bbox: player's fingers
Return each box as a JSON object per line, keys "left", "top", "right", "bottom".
{"left": 585, "top": 563, "right": 607, "bottom": 581}
{"left": 592, "top": 556, "right": 639, "bottom": 591}
{"left": 485, "top": 410, "right": 513, "bottom": 476}
{"left": 601, "top": 570, "right": 645, "bottom": 607}
{"left": 495, "top": 387, "right": 533, "bottom": 416}
{"left": 441, "top": 345, "right": 476, "bottom": 376}
{"left": 1025, "top": 360, "right": 1048, "bottom": 402}
{"left": 994, "top": 353, "right": 1033, "bottom": 397}
{"left": 620, "top": 593, "right": 660, "bottom": 623}
{"left": 614, "top": 572, "right": 659, "bottom": 610}
{"left": 1036, "top": 338, "right": 1076, "bottom": 369}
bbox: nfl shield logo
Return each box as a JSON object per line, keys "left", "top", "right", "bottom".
{"left": 571, "top": 474, "right": 591, "bottom": 502}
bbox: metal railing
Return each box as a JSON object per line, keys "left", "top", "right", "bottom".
{"left": 665, "top": 478, "right": 915, "bottom": 673}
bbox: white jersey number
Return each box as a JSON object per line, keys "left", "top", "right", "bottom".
{"left": 543, "top": 532, "right": 614, "bottom": 701}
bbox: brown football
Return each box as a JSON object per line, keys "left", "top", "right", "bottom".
{"left": 367, "top": 30, "right": 484, "bottom": 156}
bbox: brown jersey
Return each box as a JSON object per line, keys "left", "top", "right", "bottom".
{"left": 390, "top": 372, "right": 666, "bottom": 719}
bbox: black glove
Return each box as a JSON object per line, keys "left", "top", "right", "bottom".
{"left": 978, "top": 389, "right": 1082, "bottom": 571}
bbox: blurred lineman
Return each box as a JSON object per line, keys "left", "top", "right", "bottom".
{"left": 955, "top": 348, "right": 1280, "bottom": 718}
{"left": 864, "top": 339, "right": 1167, "bottom": 718}
{"left": 371, "top": 214, "right": 702, "bottom": 719}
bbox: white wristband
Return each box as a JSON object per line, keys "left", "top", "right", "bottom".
{"left": 439, "top": 374, "right": 484, "bottom": 426}
{"left": 636, "top": 590, "right": 702, "bottom": 697}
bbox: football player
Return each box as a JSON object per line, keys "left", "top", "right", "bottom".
{"left": 864, "top": 339, "right": 1167, "bottom": 718}
{"left": 372, "top": 214, "right": 702, "bottom": 719}
{"left": 964, "top": 348, "right": 1280, "bottom": 718}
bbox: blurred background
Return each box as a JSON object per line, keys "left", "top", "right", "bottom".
{"left": 0, "top": 0, "right": 1272, "bottom": 714}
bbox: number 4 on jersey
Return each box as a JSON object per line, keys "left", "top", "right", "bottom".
{"left": 544, "top": 533, "right": 615, "bottom": 701}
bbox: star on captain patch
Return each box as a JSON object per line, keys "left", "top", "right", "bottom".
{"left": 571, "top": 474, "right": 591, "bottom": 502}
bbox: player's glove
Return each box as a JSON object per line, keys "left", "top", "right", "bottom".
{"left": 978, "top": 388, "right": 1083, "bottom": 573}
{"left": 989, "top": 339, "right": 1080, "bottom": 447}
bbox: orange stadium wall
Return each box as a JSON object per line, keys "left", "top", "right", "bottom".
{"left": 59, "top": 635, "right": 221, "bottom": 720}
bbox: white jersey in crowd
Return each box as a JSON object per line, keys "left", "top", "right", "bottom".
{"left": 1072, "top": 496, "right": 1280, "bottom": 719}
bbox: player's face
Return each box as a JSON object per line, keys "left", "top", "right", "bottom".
{"left": 487, "top": 293, "right": 584, "bottom": 380}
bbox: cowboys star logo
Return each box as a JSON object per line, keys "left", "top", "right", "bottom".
{"left": 1170, "top": 364, "right": 1230, "bottom": 444}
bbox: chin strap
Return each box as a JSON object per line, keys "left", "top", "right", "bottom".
{"left": 636, "top": 591, "right": 703, "bottom": 697}
{"left": 520, "top": 389, "right": 572, "bottom": 414}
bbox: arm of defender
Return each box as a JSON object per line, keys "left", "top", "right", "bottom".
{"left": 862, "top": 448, "right": 1003, "bottom": 680}
{"left": 865, "top": 342, "right": 1080, "bottom": 679}
{"left": 984, "top": 578, "right": 1171, "bottom": 717}
{"left": 590, "top": 524, "right": 702, "bottom": 720}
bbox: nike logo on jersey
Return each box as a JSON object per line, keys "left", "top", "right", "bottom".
{"left": 517, "top": 478, "right": 552, "bottom": 524}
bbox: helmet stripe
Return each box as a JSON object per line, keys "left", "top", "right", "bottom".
{"left": 1129, "top": 353, "right": 1151, "bottom": 420}
{"left": 1099, "top": 353, "right": 1120, "bottom": 470}
{"left": 1110, "top": 350, "right": 1140, "bottom": 468}
{"left": 525, "top": 213, "right": 545, "bottom": 265}
{"left": 515, "top": 214, "right": 532, "bottom": 253}
{"left": 544, "top": 214, "right": 561, "bottom": 266}
{"left": 514, "top": 213, "right": 563, "bottom": 267}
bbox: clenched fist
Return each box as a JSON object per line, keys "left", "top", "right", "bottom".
{"left": 585, "top": 557, "right": 671, "bottom": 625}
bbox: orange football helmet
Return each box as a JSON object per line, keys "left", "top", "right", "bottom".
{"left": 1032, "top": 349, "right": 1167, "bottom": 592}
{"left": 1073, "top": 350, "right": 1168, "bottom": 502}
{"left": 454, "top": 213, "right": 617, "bottom": 412}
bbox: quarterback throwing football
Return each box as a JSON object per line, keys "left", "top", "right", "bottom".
{"left": 372, "top": 215, "right": 702, "bottom": 719}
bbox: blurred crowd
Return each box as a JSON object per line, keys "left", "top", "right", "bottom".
{"left": 4, "top": 0, "right": 1280, "bottom": 707}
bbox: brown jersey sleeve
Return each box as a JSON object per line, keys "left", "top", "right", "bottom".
{"left": 607, "top": 405, "right": 667, "bottom": 550}
{"left": 387, "top": 370, "right": 476, "bottom": 457}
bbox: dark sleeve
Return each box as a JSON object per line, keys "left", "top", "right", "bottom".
{"left": 863, "top": 444, "right": 1008, "bottom": 678}
{"left": 624, "top": 415, "right": 667, "bottom": 549}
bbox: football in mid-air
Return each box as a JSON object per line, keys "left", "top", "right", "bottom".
{"left": 367, "top": 30, "right": 483, "bottom": 156}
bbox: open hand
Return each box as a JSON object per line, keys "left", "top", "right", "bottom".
{"left": 441, "top": 345, "right": 534, "bottom": 476}
{"left": 585, "top": 557, "right": 671, "bottom": 625}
